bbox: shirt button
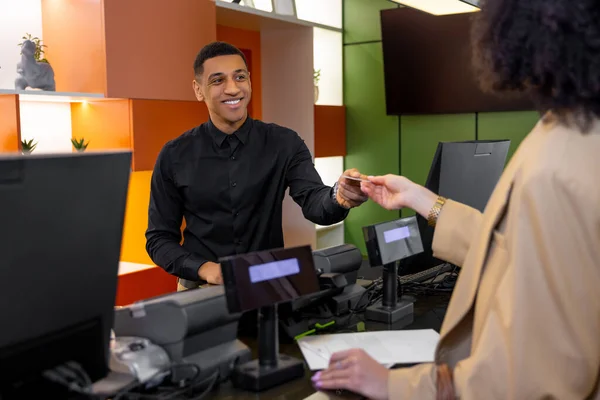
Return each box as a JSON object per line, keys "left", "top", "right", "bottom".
{"left": 231, "top": 156, "right": 236, "bottom": 160}
{"left": 232, "top": 182, "right": 237, "bottom": 187}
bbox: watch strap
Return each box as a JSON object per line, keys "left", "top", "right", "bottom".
{"left": 427, "top": 196, "right": 447, "bottom": 227}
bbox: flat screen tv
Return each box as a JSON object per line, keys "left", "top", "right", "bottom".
{"left": 380, "top": 7, "right": 533, "bottom": 115}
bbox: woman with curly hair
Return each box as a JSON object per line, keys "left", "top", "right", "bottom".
{"left": 311, "top": 0, "right": 600, "bottom": 398}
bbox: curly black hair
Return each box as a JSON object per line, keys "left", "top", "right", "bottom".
{"left": 471, "top": 0, "right": 600, "bottom": 131}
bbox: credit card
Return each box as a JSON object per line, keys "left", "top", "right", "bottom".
{"left": 343, "top": 175, "right": 369, "bottom": 182}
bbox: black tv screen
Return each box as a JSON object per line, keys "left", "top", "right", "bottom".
{"left": 380, "top": 7, "right": 533, "bottom": 115}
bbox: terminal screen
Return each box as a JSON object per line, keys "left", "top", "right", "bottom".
{"left": 249, "top": 258, "right": 300, "bottom": 283}
{"left": 220, "top": 245, "right": 320, "bottom": 313}
{"left": 383, "top": 226, "right": 410, "bottom": 243}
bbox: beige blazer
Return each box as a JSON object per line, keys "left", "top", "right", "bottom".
{"left": 390, "top": 114, "right": 600, "bottom": 399}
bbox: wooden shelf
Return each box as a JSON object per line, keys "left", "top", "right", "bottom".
{"left": 315, "top": 105, "right": 346, "bottom": 157}
{"left": 41, "top": 0, "right": 216, "bottom": 101}
{"left": 0, "top": 89, "right": 105, "bottom": 102}
{"left": 0, "top": 94, "right": 20, "bottom": 153}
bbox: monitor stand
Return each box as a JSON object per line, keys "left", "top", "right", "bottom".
{"left": 232, "top": 305, "right": 305, "bottom": 392}
{"left": 365, "top": 262, "right": 414, "bottom": 324}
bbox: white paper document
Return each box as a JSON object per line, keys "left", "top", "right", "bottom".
{"left": 297, "top": 329, "right": 440, "bottom": 371}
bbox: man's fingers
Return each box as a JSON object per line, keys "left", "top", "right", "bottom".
{"left": 340, "top": 185, "right": 367, "bottom": 202}
{"left": 343, "top": 168, "right": 368, "bottom": 181}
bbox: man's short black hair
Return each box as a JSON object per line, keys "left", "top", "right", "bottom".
{"left": 471, "top": 0, "right": 600, "bottom": 131}
{"left": 193, "top": 41, "right": 248, "bottom": 78}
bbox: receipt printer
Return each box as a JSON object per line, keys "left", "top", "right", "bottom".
{"left": 113, "top": 286, "right": 251, "bottom": 383}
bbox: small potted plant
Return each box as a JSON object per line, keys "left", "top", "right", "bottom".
{"left": 314, "top": 69, "right": 321, "bottom": 104}
{"left": 71, "top": 138, "right": 90, "bottom": 152}
{"left": 18, "top": 33, "right": 48, "bottom": 63}
{"left": 21, "top": 139, "right": 37, "bottom": 154}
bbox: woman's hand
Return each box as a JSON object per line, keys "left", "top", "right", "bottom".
{"left": 361, "top": 175, "right": 438, "bottom": 218}
{"left": 311, "top": 349, "right": 389, "bottom": 400}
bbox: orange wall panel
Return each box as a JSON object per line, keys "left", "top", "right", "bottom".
{"left": 217, "top": 25, "right": 262, "bottom": 120}
{"left": 0, "top": 95, "right": 21, "bottom": 153}
{"left": 120, "top": 171, "right": 154, "bottom": 265}
{"left": 131, "top": 99, "right": 208, "bottom": 171}
{"left": 71, "top": 100, "right": 132, "bottom": 151}
{"left": 314, "top": 105, "right": 347, "bottom": 157}
{"left": 41, "top": 0, "right": 106, "bottom": 94}
{"left": 103, "top": 0, "right": 217, "bottom": 101}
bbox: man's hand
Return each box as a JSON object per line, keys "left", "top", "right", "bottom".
{"left": 198, "top": 261, "right": 223, "bottom": 285}
{"left": 336, "top": 168, "right": 368, "bottom": 209}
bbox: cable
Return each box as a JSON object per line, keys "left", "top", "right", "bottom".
{"left": 66, "top": 361, "right": 93, "bottom": 388}
{"left": 41, "top": 364, "right": 101, "bottom": 400}
{"left": 114, "top": 365, "right": 218, "bottom": 400}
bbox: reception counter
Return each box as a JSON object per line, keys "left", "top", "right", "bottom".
{"left": 116, "top": 262, "right": 177, "bottom": 306}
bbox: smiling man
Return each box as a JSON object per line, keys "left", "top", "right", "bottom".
{"left": 146, "top": 42, "right": 367, "bottom": 290}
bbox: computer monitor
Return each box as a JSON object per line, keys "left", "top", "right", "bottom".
{"left": 399, "top": 140, "right": 509, "bottom": 275}
{"left": 0, "top": 151, "right": 131, "bottom": 397}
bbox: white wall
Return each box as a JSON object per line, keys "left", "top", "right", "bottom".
{"left": 19, "top": 101, "right": 72, "bottom": 153}
{"left": 314, "top": 156, "right": 344, "bottom": 186}
{"left": 315, "top": 156, "right": 345, "bottom": 249}
{"left": 220, "top": 0, "right": 273, "bottom": 12}
{"left": 314, "top": 27, "right": 343, "bottom": 106}
{"left": 0, "top": 0, "right": 44, "bottom": 90}
{"left": 262, "top": 24, "right": 316, "bottom": 249}
{"left": 296, "top": 0, "right": 342, "bottom": 28}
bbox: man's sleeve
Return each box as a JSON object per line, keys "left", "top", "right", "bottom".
{"left": 145, "top": 146, "right": 207, "bottom": 281}
{"left": 286, "top": 134, "right": 348, "bottom": 225}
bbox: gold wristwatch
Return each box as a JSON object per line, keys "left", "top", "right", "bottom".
{"left": 427, "top": 196, "right": 447, "bottom": 227}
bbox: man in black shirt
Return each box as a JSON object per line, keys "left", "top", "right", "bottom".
{"left": 146, "top": 42, "right": 367, "bottom": 289}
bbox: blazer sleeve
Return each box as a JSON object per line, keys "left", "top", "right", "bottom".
{"left": 449, "top": 169, "right": 600, "bottom": 399}
{"left": 431, "top": 199, "right": 483, "bottom": 266}
{"left": 388, "top": 363, "right": 437, "bottom": 399}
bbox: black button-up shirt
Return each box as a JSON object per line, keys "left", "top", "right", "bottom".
{"left": 145, "top": 117, "right": 348, "bottom": 282}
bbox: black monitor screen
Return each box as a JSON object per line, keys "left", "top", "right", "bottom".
{"left": 399, "top": 140, "right": 509, "bottom": 275}
{"left": 220, "top": 246, "right": 320, "bottom": 313}
{"left": 0, "top": 151, "right": 131, "bottom": 396}
{"left": 380, "top": 7, "right": 533, "bottom": 115}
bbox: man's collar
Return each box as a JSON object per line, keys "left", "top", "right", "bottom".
{"left": 207, "top": 117, "right": 252, "bottom": 147}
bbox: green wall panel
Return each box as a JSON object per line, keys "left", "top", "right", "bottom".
{"left": 344, "top": 42, "right": 400, "bottom": 254}
{"left": 343, "top": 0, "right": 398, "bottom": 44}
{"left": 477, "top": 111, "right": 540, "bottom": 162}
{"left": 400, "top": 114, "right": 476, "bottom": 216}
